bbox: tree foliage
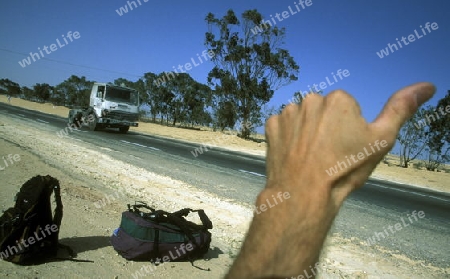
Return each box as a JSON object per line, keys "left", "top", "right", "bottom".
{"left": 55, "top": 75, "right": 94, "bottom": 107}
{"left": 144, "top": 72, "right": 212, "bottom": 126}
{"left": 114, "top": 77, "right": 145, "bottom": 99}
{"left": 397, "top": 94, "right": 450, "bottom": 170}
{"left": 422, "top": 91, "right": 450, "bottom": 170}
{"left": 33, "top": 83, "right": 52, "bottom": 103}
{"left": 21, "top": 86, "right": 34, "bottom": 101}
{"left": 167, "top": 73, "right": 212, "bottom": 126}
{"left": 205, "top": 9, "right": 299, "bottom": 138}
{"left": 142, "top": 72, "right": 162, "bottom": 122}
{"left": 0, "top": 78, "right": 21, "bottom": 97}
{"left": 397, "top": 107, "right": 428, "bottom": 168}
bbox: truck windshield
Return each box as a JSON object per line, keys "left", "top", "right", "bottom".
{"left": 105, "top": 87, "right": 139, "bottom": 106}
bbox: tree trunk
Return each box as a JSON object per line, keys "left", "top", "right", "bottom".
{"left": 239, "top": 110, "right": 251, "bottom": 139}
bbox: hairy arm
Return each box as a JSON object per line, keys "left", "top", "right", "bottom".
{"left": 226, "top": 82, "right": 436, "bottom": 278}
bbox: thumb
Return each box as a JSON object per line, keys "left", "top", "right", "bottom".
{"left": 372, "top": 82, "right": 436, "bottom": 140}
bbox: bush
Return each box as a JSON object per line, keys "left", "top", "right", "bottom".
{"left": 413, "top": 161, "right": 424, "bottom": 170}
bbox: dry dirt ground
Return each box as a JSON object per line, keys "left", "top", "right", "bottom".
{"left": 0, "top": 97, "right": 449, "bottom": 278}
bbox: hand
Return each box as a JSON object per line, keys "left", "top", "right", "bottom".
{"left": 226, "top": 82, "right": 436, "bottom": 278}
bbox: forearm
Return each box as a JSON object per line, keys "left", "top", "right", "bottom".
{"left": 226, "top": 185, "right": 337, "bottom": 278}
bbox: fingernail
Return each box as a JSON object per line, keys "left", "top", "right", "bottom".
{"left": 415, "top": 83, "right": 436, "bottom": 106}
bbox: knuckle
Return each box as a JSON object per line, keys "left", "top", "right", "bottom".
{"left": 278, "top": 103, "right": 300, "bottom": 121}
{"left": 327, "top": 89, "right": 351, "bottom": 101}
{"left": 326, "top": 89, "right": 362, "bottom": 114}
{"left": 265, "top": 114, "right": 278, "bottom": 132}
{"left": 282, "top": 103, "right": 298, "bottom": 115}
{"left": 300, "top": 92, "right": 324, "bottom": 106}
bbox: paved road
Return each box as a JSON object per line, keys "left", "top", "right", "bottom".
{"left": 1, "top": 102, "right": 449, "bottom": 268}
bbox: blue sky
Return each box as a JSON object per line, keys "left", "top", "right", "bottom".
{"left": 1, "top": 0, "right": 449, "bottom": 127}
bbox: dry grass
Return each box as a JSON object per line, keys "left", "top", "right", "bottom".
{"left": 372, "top": 155, "right": 449, "bottom": 192}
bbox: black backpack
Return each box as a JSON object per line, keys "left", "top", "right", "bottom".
{"left": 0, "top": 175, "right": 74, "bottom": 264}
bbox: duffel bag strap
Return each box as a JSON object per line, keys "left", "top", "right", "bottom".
{"left": 172, "top": 208, "right": 213, "bottom": 231}
{"left": 157, "top": 210, "right": 199, "bottom": 245}
{"left": 192, "top": 210, "right": 213, "bottom": 230}
{"left": 169, "top": 209, "right": 212, "bottom": 271}
{"left": 128, "top": 201, "right": 156, "bottom": 214}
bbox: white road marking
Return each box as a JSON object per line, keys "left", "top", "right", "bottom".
{"left": 131, "top": 142, "right": 147, "bottom": 148}
{"left": 239, "top": 169, "right": 266, "bottom": 177}
{"left": 17, "top": 114, "right": 25, "bottom": 117}
{"left": 36, "top": 119, "right": 49, "bottom": 123}
{"left": 129, "top": 154, "right": 142, "bottom": 160}
{"left": 368, "top": 182, "right": 450, "bottom": 203}
{"left": 120, "top": 140, "right": 160, "bottom": 151}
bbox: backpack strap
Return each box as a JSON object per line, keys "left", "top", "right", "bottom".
{"left": 45, "top": 176, "right": 92, "bottom": 262}
{"left": 48, "top": 176, "right": 63, "bottom": 241}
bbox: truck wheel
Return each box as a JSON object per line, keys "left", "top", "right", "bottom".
{"left": 89, "top": 114, "right": 99, "bottom": 131}
{"left": 119, "top": 126, "right": 129, "bottom": 134}
{"left": 68, "top": 110, "right": 81, "bottom": 128}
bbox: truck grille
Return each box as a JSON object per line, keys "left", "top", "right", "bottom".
{"left": 107, "top": 110, "right": 139, "bottom": 122}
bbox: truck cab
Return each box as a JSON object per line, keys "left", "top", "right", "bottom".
{"left": 68, "top": 83, "right": 139, "bottom": 133}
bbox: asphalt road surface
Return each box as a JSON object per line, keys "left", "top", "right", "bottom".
{"left": 1, "top": 102, "right": 449, "bottom": 269}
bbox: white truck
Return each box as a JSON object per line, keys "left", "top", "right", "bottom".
{"left": 68, "top": 82, "right": 139, "bottom": 133}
